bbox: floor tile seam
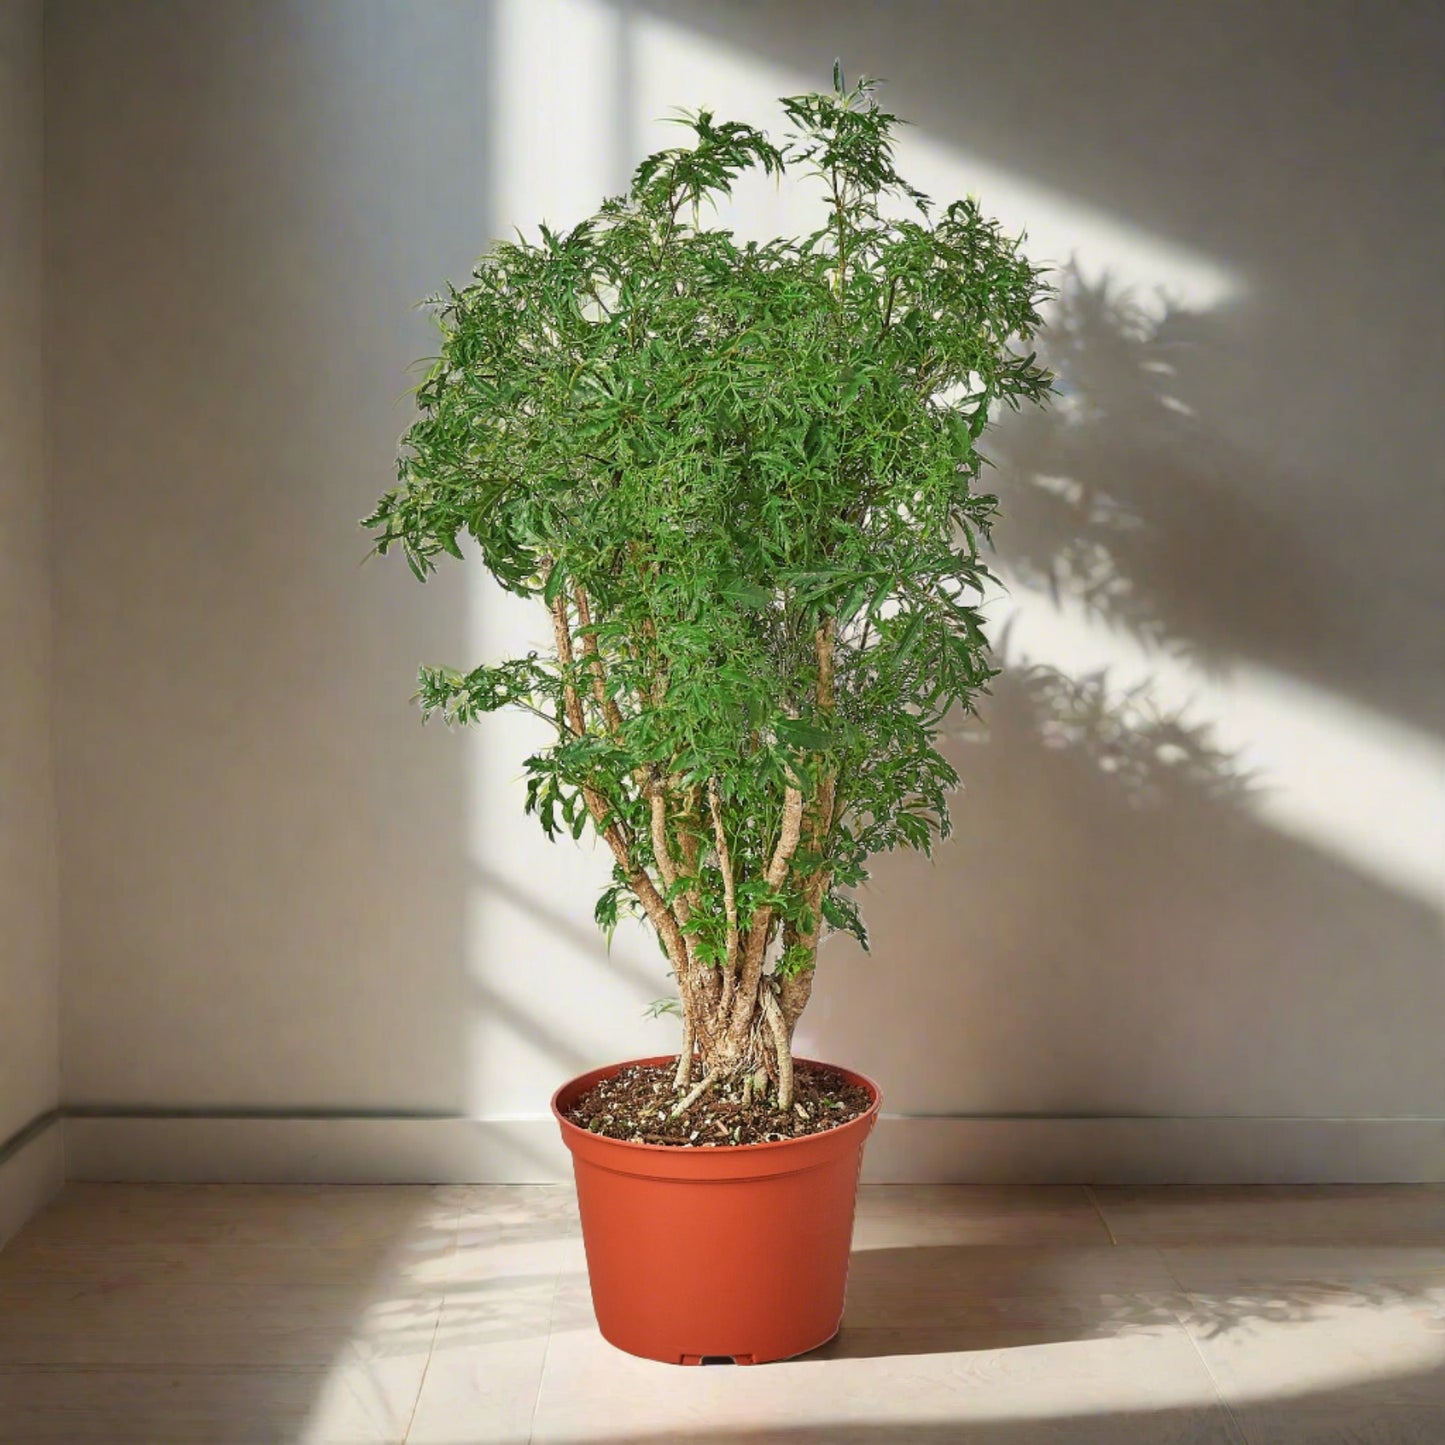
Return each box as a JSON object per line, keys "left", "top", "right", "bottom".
{"left": 1081, "top": 1184, "right": 1120, "bottom": 1245}
{"left": 526, "top": 1263, "right": 565, "bottom": 1444}
{"left": 1163, "top": 1293, "right": 1252, "bottom": 1445}
{"left": 399, "top": 1290, "right": 446, "bottom": 1445}
{"left": 437, "top": 1184, "right": 470, "bottom": 1302}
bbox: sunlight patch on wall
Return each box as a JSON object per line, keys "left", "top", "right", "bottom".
{"left": 493, "top": 0, "right": 631, "bottom": 230}
{"left": 463, "top": 3, "right": 659, "bottom": 1119}
{"left": 464, "top": 562, "right": 669, "bottom": 1118}
{"left": 997, "top": 584, "right": 1445, "bottom": 912}
{"left": 631, "top": 10, "right": 1239, "bottom": 312}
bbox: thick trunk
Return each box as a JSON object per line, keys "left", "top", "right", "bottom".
{"left": 678, "top": 960, "right": 806, "bottom": 1110}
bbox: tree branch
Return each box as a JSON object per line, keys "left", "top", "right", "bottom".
{"left": 777, "top": 619, "right": 838, "bottom": 1035}
{"left": 760, "top": 982, "right": 794, "bottom": 1110}
{"left": 573, "top": 585, "right": 626, "bottom": 737}
{"left": 674, "top": 1013, "right": 694, "bottom": 1089}
{"left": 880, "top": 273, "right": 898, "bottom": 334}
{"left": 709, "top": 778, "right": 741, "bottom": 1011}
{"left": 549, "top": 590, "right": 588, "bottom": 739}
{"left": 765, "top": 783, "right": 806, "bottom": 891}
{"left": 552, "top": 588, "right": 691, "bottom": 979}
{"left": 649, "top": 784, "right": 685, "bottom": 920}
{"left": 727, "top": 783, "right": 804, "bottom": 1042}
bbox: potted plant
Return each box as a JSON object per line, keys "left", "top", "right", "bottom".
{"left": 364, "top": 70, "right": 1051, "bottom": 1364}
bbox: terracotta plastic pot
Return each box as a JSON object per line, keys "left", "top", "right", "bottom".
{"left": 551, "top": 1054, "right": 881, "bottom": 1365}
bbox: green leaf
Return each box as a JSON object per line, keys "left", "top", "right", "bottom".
{"left": 723, "top": 580, "right": 774, "bottom": 610}
{"left": 543, "top": 562, "right": 569, "bottom": 607}
{"left": 776, "top": 717, "right": 831, "bottom": 751}
{"left": 895, "top": 610, "right": 927, "bottom": 662}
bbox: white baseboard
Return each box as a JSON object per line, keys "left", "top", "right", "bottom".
{"left": 65, "top": 1116, "right": 569, "bottom": 1185}
{"left": 0, "top": 1117, "right": 65, "bottom": 1247}
{"left": 62, "top": 1113, "right": 1445, "bottom": 1185}
{"left": 863, "top": 1115, "right": 1445, "bottom": 1184}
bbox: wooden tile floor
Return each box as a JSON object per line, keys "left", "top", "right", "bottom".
{"left": 0, "top": 1183, "right": 1442, "bottom": 1443}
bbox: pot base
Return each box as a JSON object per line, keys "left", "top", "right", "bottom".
{"left": 672, "top": 1327, "right": 837, "bottom": 1366}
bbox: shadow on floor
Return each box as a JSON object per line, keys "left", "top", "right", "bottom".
{"left": 3, "top": 1186, "right": 1443, "bottom": 1442}
{"left": 810, "top": 1242, "right": 1445, "bottom": 1361}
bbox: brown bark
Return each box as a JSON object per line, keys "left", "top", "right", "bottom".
{"left": 573, "top": 585, "right": 626, "bottom": 737}
{"left": 709, "top": 778, "right": 741, "bottom": 1017}
{"left": 669, "top": 1068, "right": 716, "bottom": 1117}
{"left": 778, "top": 932, "right": 816, "bottom": 1034}
{"left": 674, "top": 1013, "right": 694, "bottom": 1088}
{"left": 759, "top": 981, "right": 795, "bottom": 1109}
{"left": 648, "top": 787, "right": 681, "bottom": 905}
{"left": 726, "top": 784, "right": 804, "bottom": 1046}
{"left": 772, "top": 618, "right": 837, "bottom": 1046}
{"left": 815, "top": 619, "right": 836, "bottom": 711}
{"left": 677, "top": 783, "right": 718, "bottom": 1009}
{"left": 570, "top": 587, "right": 720, "bottom": 1042}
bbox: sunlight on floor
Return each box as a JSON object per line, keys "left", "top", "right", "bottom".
{"left": 1, "top": 1183, "right": 1440, "bottom": 1442}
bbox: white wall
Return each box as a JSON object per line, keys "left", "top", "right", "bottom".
{"left": 48, "top": 0, "right": 485, "bottom": 1114}
{"left": 0, "top": 0, "right": 62, "bottom": 1238}
{"left": 46, "top": 0, "right": 1444, "bottom": 1180}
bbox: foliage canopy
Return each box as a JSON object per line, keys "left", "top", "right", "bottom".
{"left": 364, "top": 71, "right": 1052, "bottom": 1097}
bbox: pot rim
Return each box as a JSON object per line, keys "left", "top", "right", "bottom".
{"left": 550, "top": 1053, "right": 881, "bottom": 1157}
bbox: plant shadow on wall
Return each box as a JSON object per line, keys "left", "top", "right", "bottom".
{"left": 992, "top": 267, "right": 1339, "bottom": 670}
{"left": 808, "top": 266, "right": 1444, "bottom": 1119}
{"left": 467, "top": 859, "right": 678, "bottom": 1076}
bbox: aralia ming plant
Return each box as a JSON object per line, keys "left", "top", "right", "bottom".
{"left": 365, "top": 72, "right": 1051, "bottom": 1117}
